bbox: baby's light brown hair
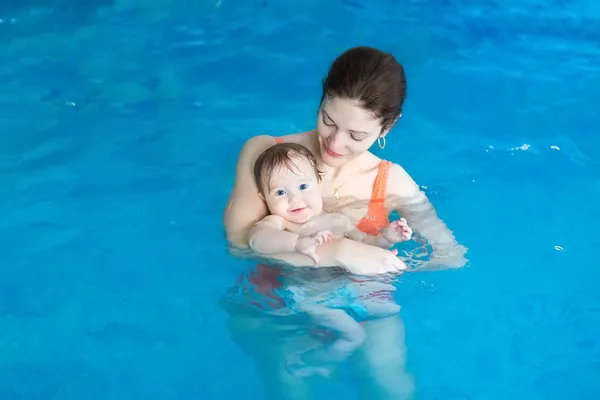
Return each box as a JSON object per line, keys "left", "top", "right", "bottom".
{"left": 254, "top": 143, "right": 323, "bottom": 195}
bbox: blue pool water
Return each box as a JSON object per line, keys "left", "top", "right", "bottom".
{"left": 1, "top": 0, "right": 599, "bottom": 399}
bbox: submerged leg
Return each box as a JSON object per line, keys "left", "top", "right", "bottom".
{"left": 349, "top": 314, "right": 415, "bottom": 400}
{"left": 286, "top": 305, "right": 367, "bottom": 377}
{"left": 226, "top": 313, "right": 317, "bottom": 400}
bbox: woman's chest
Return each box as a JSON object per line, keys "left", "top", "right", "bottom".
{"left": 320, "top": 172, "right": 381, "bottom": 224}
{"left": 320, "top": 166, "right": 378, "bottom": 199}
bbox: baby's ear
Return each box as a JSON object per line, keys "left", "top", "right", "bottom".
{"left": 257, "top": 191, "right": 265, "bottom": 201}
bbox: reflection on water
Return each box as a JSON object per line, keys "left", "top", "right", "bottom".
{"left": 220, "top": 261, "right": 415, "bottom": 400}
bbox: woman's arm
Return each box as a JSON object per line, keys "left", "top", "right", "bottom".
{"left": 362, "top": 233, "right": 394, "bottom": 249}
{"left": 223, "top": 135, "right": 274, "bottom": 248}
{"left": 270, "top": 238, "right": 406, "bottom": 275}
{"left": 387, "top": 164, "right": 468, "bottom": 269}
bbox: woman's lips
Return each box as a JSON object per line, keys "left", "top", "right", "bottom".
{"left": 324, "top": 143, "right": 343, "bottom": 157}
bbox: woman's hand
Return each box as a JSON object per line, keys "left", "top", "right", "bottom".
{"left": 335, "top": 239, "right": 407, "bottom": 276}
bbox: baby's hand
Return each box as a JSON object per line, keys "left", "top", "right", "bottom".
{"left": 295, "top": 230, "right": 333, "bottom": 264}
{"left": 382, "top": 218, "right": 413, "bottom": 245}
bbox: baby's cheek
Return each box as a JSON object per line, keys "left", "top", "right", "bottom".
{"left": 269, "top": 199, "right": 286, "bottom": 217}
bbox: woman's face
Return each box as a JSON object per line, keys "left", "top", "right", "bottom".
{"left": 316, "top": 96, "right": 387, "bottom": 167}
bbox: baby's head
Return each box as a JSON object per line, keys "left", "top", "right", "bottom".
{"left": 254, "top": 143, "right": 324, "bottom": 223}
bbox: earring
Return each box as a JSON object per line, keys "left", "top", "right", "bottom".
{"left": 378, "top": 136, "right": 386, "bottom": 149}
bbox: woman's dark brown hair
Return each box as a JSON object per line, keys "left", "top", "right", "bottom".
{"left": 321, "top": 46, "right": 407, "bottom": 133}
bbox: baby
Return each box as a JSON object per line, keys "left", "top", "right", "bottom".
{"left": 249, "top": 142, "right": 412, "bottom": 262}
{"left": 249, "top": 142, "right": 413, "bottom": 376}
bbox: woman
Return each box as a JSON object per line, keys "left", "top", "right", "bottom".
{"left": 224, "top": 46, "right": 465, "bottom": 272}
{"left": 223, "top": 47, "right": 466, "bottom": 399}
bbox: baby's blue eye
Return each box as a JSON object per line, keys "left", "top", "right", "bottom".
{"left": 299, "top": 184, "right": 309, "bottom": 190}
{"left": 275, "top": 189, "right": 286, "bottom": 196}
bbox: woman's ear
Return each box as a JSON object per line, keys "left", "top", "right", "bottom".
{"left": 381, "top": 113, "right": 402, "bottom": 137}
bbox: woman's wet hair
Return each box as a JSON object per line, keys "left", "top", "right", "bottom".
{"left": 254, "top": 143, "right": 324, "bottom": 195}
{"left": 321, "top": 46, "right": 407, "bottom": 133}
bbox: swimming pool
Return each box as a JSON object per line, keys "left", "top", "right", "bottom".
{"left": 1, "top": 0, "right": 599, "bottom": 398}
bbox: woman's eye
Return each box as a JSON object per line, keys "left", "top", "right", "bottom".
{"left": 299, "top": 184, "right": 308, "bottom": 190}
{"left": 322, "top": 115, "right": 335, "bottom": 127}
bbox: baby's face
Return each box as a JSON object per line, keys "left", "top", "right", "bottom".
{"left": 263, "top": 157, "right": 323, "bottom": 224}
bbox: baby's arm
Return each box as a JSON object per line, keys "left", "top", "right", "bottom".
{"left": 363, "top": 218, "right": 413, "bottom": 248}
{"left": 355, "top": 218, "right": 413, "bottom": 249}
{"left": 361, "top": 233, "right": 396, "bottom": 248}
{"left": 295, "top": 212, "right": 354, "bottom": 239}
{"left": 248, "top": 215, "right": 293, "bottom": 254}
{"left": 249, "top": 215, "right": 332, "bottom": 264}
{"left": 296, "top": 213, "right": 412, "bottom": 249}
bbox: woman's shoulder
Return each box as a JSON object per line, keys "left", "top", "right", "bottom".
{"left": 236, "top": 131, "right": 315, "bottom": 164}
{"left": 273, "top": 130, "right": 316, "bottom": 146}
{"left": 240, "top": 134, "right": 278, "bottom": 151}
{"left": 233, "top": 135, "right": 276, "bottom": 169}
{"left": 384, "top": 160, "right": 421, "bottom": 198}
{"left": 241, "top": 130, "right": 313, "bottom": 148}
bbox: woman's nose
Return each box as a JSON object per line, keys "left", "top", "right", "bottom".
{"left": 327, "top": 129, "right": 344, "bottom": 151}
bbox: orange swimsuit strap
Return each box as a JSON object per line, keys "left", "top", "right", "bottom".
{"left": 355, "top": 160, "right": 391, "bottom": 235}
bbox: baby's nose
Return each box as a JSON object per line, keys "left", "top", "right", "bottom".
{"left": 289, "top": 193, "right": 304, "bottom": 205}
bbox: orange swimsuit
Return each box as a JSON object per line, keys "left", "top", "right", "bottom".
{"left": 274, "top": 136, "right": 391, "bottom": 235}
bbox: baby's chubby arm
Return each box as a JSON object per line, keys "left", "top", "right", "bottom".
{"left": 248, "top": 215, "right": 296, "bottom": 255}
{"left": 294, "top": 212, "right": 356, "bottom": 239}
{"left": 249, "top": 215, "right": 332, "bottom": 263}
{"left": 362, "top": 218, "right": 413, "bottom": 248}
{"left": 298, "top": 213, "right": 413, "bottom": 249}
